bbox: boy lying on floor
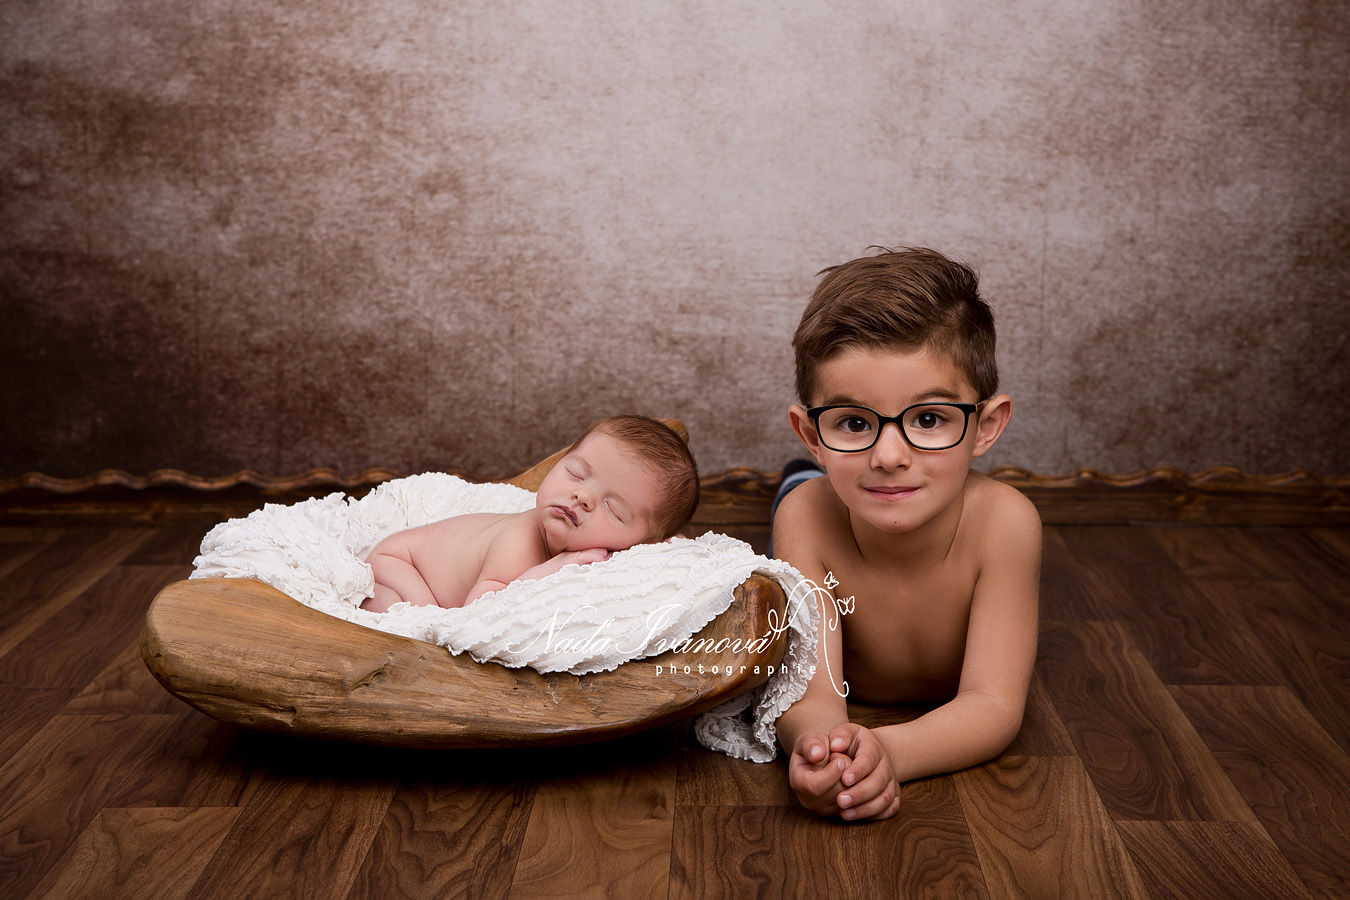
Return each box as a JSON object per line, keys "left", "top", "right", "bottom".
{"left": 360, "top": 415, "right": 699, "bottom": 612}
{"left": 772, "top": 247, "right": 1042, "bottom": 821}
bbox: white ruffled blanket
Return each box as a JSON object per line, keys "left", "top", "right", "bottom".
{"left": 190, "top": 473, "right": 816, "bottom": 762}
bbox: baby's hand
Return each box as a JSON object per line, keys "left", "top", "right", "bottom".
{"left": 555, "top": 548, "right": 611, "bottom": 567}
{"left": 514, "top": 548, "right": 613, "bottom": 588}
{"left": 788, "top": 732, "right": 849, "bottom": 817}
{"left": 829, "top": 723, "right": 900, "bottom": 821}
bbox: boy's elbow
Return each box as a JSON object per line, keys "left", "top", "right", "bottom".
{"left": 964, "top": 691, "right": 1026, "bottom": 758}
{"left": 988, "top": 700, "right": 1026, "bottom": 756}
{"left": 990, "top": 708, "right": 1024, "bottom": 756}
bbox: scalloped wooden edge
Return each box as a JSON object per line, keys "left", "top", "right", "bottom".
{"left": 691, "top": 466, "right": 1349, "bottom": 526}
{"left": 1, "top": 419, "right": 691, "bottom": 495}
{"left": 984, "top": 465, "right": 1347, "bottom": 489}
{"left": 5, "top": 463, "right": 1343, "bottom": 496}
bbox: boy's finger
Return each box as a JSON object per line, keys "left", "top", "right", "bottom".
{"left": 839, "top": 737, "right": 882, "bottom": 786}
{"left": 837, "top": 764, "right": 894, "bottom": 815}
{"left": 798, "top": 769, "right": 842, "bottom": 799}
{"left": 792, "top": 751, "right": 847, "bottom": 788}
{"left": 789, "top": 766, "right": 845, "bottom": 811}
{"left": 827, "top": 723, "right": 856, "bottom": 754}
{"left": 840, "top": 785, "right": 900, "bottom": 821}
{"left": 797, "top": 734, "right": 830, "bottom": 765}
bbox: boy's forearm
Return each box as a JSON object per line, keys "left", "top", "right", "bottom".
{"left": 873, "top": 692, "right": 1024, "bottom": 783}
{"left": 776, "top": 694, "right": 849, "bottom": 755}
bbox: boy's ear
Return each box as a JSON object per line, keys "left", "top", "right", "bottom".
{"left": 971, "top": 394, "right": 1012, "bottom": 458}
{"left": 788, "top": 404, "right": 827, "bottom": 466}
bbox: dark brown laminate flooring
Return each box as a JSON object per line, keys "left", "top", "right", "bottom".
{"left": 1, "top": 519, "right": 1346, "bottom": 898}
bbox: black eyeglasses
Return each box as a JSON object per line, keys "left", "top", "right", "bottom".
{"left": 806, "top": 402, "right": 984, "bottom": 452}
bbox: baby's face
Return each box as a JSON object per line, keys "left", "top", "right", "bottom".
{"left": 536, "top": 431, "right": 664, "bottom": 554}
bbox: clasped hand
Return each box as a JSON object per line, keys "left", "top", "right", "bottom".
{"left": 788, "top": 723, "right": 899, "bottom": 821}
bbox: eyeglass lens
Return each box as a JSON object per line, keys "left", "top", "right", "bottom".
{"left": 815, "top": 405, "right": 969, "bottom": 451}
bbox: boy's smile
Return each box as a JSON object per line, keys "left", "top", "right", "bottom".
{"left": 864, "top": 484, "right": 920, "bottom": 499}
{"left": 789, "top": 345, "right": 1009, "bottom": 540}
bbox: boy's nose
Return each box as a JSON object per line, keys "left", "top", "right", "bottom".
{"left": 870, "top": 422, "right": 911, "bottom": 469}
{"left": 572, "top": 490, "right": 593, "bottom": 511}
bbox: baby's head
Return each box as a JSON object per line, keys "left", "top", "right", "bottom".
{"left": 793, "top": 246, "right": 998, "bottom": 405}
{"left": 537, "top": 415, "right": 700, "bottom": 553}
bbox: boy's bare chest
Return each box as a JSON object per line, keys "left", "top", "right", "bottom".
{"left": 824, "top": 557, "right": 979, "bottom": 703}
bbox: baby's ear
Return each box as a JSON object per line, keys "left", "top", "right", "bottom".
{"left": 971, "top": 394, "right": 1012, "bottom": 457}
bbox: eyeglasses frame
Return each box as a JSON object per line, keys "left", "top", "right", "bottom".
{"left": 805, "top": 400, "right": 986, "bottom": 453}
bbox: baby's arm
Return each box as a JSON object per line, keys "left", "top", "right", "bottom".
{"left": 862, "top": 494, "right": 1042, "bottom": 784}
{"left": 364, "top": 531, "right": 439, "bottom": 612}
{"left": 463, "top": 547, "right": 611, "bottom": 605}
{"left": 516, "top": 548, "right": 610, "bottom": 584}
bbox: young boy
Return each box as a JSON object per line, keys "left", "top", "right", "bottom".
{"left": 360, "top": 416, "right": 699, "bottom": 612}
{"left": 772, "top": 247, "right": 1041, "bottom": 822}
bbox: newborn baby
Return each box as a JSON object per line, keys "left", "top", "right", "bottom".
{"left": 359, "top": 416, "right": 699, "bottom": 612}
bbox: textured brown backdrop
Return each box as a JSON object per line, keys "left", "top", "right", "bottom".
{"left": 3, "top": 0, "right": 1347, "bottom": 480}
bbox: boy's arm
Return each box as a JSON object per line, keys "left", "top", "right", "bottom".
{"left": 864, "top": 494, "right": 1041, "bottom": 783}
{"left": 771, "top": 486, "right": 860, "bottom": 815}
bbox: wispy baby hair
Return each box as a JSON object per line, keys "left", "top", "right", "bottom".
{"left": 577, "top": 415, "right": 699, "bottom": 540}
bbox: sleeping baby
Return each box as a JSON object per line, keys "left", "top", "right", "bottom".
{"left": 359, "top": 415, "right": 700, "bottom": 612}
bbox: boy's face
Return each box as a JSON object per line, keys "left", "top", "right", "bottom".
{"left": 536, "top": 431, "right": 663, "bottom": 553}
{"left": 789, "top": 345, "right": 1007, "bottom": 536}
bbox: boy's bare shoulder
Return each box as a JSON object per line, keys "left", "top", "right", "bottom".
{"left": 772, "top": 475, "right": 850, "bottom": 560}
{"left": 963, "top": 472, "right": 1042, "bottom": 556}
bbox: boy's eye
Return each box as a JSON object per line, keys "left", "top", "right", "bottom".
{"left": 906, "top": 407, "right": 952, "bottom": 431}
{"left": 565, "top": 467, "right": 582, "bottom": 480}
{"left": 914, "top": 411, "right": 941, "bottom": 429}
{"left": 605, "top": 501, "right": 625, "bottom": 523}
{"left": 837, "top": 415, "right": 873, "bottom": 434}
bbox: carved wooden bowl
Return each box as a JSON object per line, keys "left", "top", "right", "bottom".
{"left": 140, "top": 420, "right": 788, "bottom": 747}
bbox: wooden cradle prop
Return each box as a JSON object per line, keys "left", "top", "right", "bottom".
{"left": 139, "top": 422, "right": 790, "bottom": 748}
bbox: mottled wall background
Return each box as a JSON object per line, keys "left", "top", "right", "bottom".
{"left": 3, "top": 0, "right": 1347, "bottom": 480}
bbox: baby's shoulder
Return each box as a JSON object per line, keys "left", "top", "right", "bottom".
{"left": 420, "top": 511, "right": 522, "bottom": 554}
{"left": 485, "top": 510, "right": 550, "bottom": 559}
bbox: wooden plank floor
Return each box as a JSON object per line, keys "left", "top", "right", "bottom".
{"left": 1, "top": 518, "right": 1346, "bottom": 898}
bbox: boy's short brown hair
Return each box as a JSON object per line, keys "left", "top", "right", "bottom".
{"left": 792, "top": 247, "right": 998, "bottom": 404}
{"left": 576, "top": 415, "right": 700, "bottom": 540}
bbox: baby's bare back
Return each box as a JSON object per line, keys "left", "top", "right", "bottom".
{"left": 390, "top": 511, "right": 549, "bottom": 608}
